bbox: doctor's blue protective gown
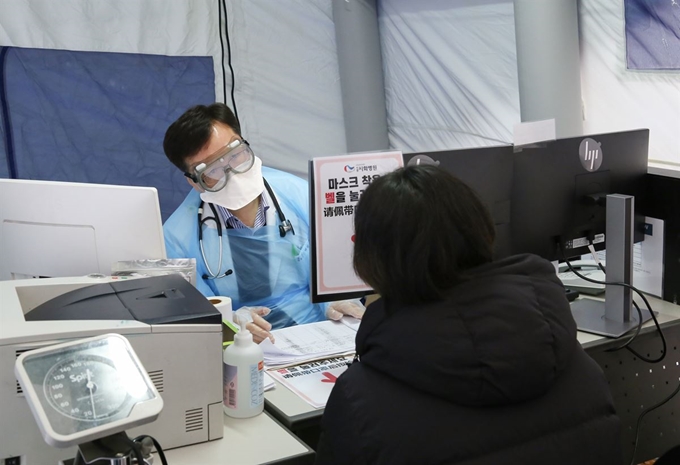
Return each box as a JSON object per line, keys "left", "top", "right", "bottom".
{"left": 164, "top": 166, "right": 329, "bottom": 329}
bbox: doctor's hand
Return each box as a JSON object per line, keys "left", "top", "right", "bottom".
{"left": 326, "top": 300, "right": 365, "bottom": 321}
{"left": 235, "top": 306, "right": 275, "bottom": 344}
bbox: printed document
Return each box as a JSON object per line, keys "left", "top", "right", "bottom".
{"left": 260, "top": 320, "right": 357, "bottom": 368}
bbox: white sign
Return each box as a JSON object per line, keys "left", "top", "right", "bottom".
{"left": 311, "top": 151, "right": 403, "bottom": 297}
{"left": 513, "top": 119, "right": 556, "bottom": 147}
{"left": 267, "top": 356, "right": 353, "bottom": 409}
{"left": 581, "top": 217, "right": 665, "bottom": 298}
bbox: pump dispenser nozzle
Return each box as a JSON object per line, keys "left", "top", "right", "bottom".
{"left": 233, "top": 310, "right": 254, "bottom": 346}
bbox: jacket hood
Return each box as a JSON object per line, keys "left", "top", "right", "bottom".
{"left": 355, "top": 254, "right": 578, "bottom": 407}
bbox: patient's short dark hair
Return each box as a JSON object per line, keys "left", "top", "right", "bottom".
{"left": 163, "top": 103, "right": 241, "bottom": 171}
{"left": 353, "top": 165, "right": 495, "bottom": 304}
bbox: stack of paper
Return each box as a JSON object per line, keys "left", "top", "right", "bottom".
{"left": 260, "top": 319, "right": 359, "bottom": 368}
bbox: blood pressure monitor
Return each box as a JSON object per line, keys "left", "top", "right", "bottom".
{"left": 15, "top": 333, "right": 163, "bottom": 448}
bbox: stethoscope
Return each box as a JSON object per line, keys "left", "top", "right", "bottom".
{"left": 198, "top": 178, "right": 295, "bottom": 280}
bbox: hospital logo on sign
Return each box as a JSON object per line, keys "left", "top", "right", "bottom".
{"left": 344, "top": 163, "right": 379, "bottom": 173}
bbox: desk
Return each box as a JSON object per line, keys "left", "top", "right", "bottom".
{"left": 265, "top": 387, "right": 325, "bottom": 450}
{"left": 576, "top": 296, "right": 680, "bottom": 465}
{"left": 265, "top": 382, "right": 324, "bottom": 432}
{"left": 264, "top": 295, "right": 680, "bottom": 460}
{"left": 163, "top": 411, "right": 314, "bottom": 465}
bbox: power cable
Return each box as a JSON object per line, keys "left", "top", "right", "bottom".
{"left": 558, "top": 244, "right": 677, "bottom": 465}
{"left": 559, "top": 246, "right": 666, "bottom": 363}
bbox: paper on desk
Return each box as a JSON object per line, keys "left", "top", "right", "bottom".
{"left": 260, "top": 320, "right": 357, "bottom": 368}
{"left": 263, "top": 371, "right": 276, "bottom": 391}
{"left": 340, "top": 315, "right": 361, "bottom": 331}
{"left": 267, "top": 356, "right": 353, "bottom": 409}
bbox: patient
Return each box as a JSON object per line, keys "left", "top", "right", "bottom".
{"left": 315, "top": 165, "right": 622, "bottom": 465}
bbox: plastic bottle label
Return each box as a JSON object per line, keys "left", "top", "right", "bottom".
{"left": 223, "top": 363, "right": 238, "bottom": 409}
{"left": 250, "top": 361, "right": 264, "bottom": 409}
{"left": 224, "top": 361, "right": 263, "bottom": 410}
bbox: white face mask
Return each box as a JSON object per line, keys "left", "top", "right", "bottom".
{"left": 200, "top": 156, "right": 264, "bottom": 210}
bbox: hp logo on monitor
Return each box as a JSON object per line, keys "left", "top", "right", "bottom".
{"left": 579, "top": 138, "right": 603, "bottom": 172}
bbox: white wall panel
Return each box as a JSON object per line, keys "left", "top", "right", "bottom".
{"left": 579, "top": 0, "right": 680, "bottom": 166}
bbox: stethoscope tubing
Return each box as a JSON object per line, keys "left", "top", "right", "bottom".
{"left": 198, "top": 178, "right": 292, "bottom": 280}
{"left": 198, "top": 202, "right": 228, "bottom": 279}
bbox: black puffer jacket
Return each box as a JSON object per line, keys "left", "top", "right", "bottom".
{"left": 316, "top": 254, "right": 622, "bottom": 465}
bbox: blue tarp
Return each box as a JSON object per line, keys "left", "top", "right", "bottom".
{"left": 0, "top": 46, "right": 215, "bottom": 221}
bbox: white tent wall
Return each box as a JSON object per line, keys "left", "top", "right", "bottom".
{"left": 227, "top": 0, "right": 346, "bottom": 178}
{"left": 0, "top": 0, "right": 346, "bottom": 179}
{"left": 579, "top": 0, "right": 680, "bottom": 167}
{"left": 0, "top": 0, "right": 675, "bottom": 172}
{"left": 379, "top": 0, "right": 520, "bottom": 153}
{"left": 378, "top": 0, "right": 678, "bottom": 169}
{"left": 0, "top": 1, "right": 219, "bottom": 56}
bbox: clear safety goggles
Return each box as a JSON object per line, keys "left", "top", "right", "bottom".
{"left": 184, "top": 139, "right": 255, "bottom": 192}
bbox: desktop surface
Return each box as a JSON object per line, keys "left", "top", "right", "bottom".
{"left": 163, "top": 411, "right": 314, "bottom": 465}
{"left": 575, "top": 295, "right": 680, "bottom": 348}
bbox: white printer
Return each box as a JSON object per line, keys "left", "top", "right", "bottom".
{"left": 0, "top": 274, "right": 224, "bottom": 465}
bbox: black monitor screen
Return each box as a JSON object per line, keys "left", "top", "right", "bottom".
{"left": 510, "top": 129, "right": 649, "bottom": 261}
{"left": 403, "top": 145, "right": 515, "bottom": 259}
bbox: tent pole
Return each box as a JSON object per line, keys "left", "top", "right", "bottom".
{"left": 513, "top": 0, "right": 584, "bottom": 138}
{"left": 333, "top": 0, "right": 390, "bottom": 152}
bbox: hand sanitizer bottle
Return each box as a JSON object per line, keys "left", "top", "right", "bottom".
{"left": 223, "top": 309, "right": 264, "bottom": 418}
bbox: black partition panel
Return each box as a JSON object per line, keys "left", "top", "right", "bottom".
{"left": 585, "top": 322, "right": 680, "bottom": 464}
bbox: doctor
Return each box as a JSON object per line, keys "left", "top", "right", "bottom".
{"left": 162, "top": 104, "right": 363, "bottom": 342}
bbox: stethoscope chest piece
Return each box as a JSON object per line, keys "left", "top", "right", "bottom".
{"left": 279, "top": 219, "right": 295, "bottom": 237}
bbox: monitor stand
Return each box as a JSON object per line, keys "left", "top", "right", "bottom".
{"left": 570, "top": 194, "right": 654, "bottom": 338}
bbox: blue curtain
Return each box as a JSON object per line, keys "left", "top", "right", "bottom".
{"left": 0, "top": 46, "right": 215, "bottom": 221}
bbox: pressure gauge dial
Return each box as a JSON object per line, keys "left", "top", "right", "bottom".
{"left": 44, "top": 354, "right": 130, "bottom": 421}
{"left": 15, "top": 333, "right": 163, "bottom": 448}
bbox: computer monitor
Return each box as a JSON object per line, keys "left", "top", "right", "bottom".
{"left": 510, "top": 129, "right": 652, "bottom": 337}
{"left": 404, "top": 144, "right": 515, "bottom": 259}
{"left": 0, "top": 179, "right": 166, "bottom": 280}
{"left": 510, "top": 129, "right": 649, "bottom": 261}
